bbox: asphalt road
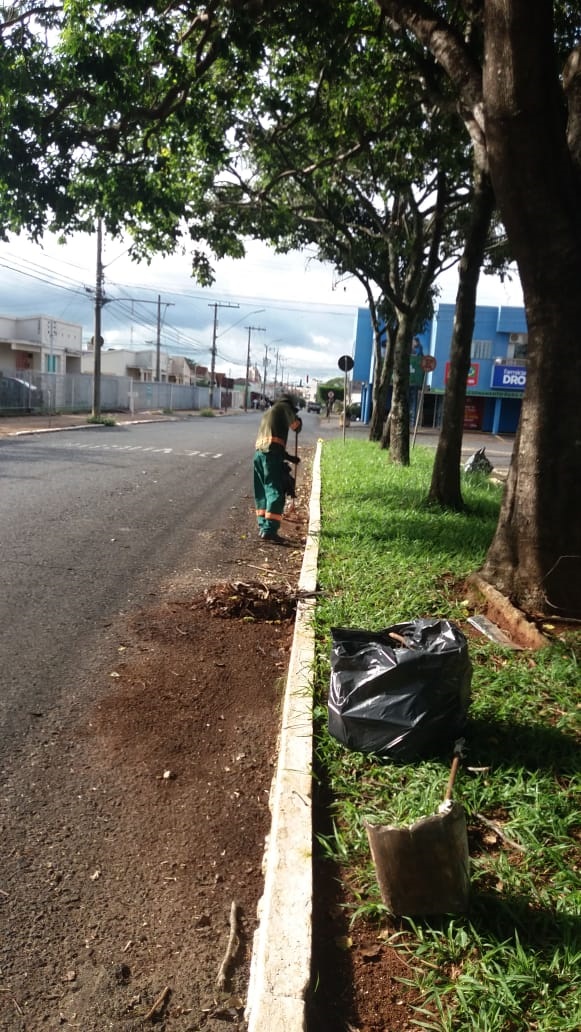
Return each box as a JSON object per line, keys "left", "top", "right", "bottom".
{"left": 0, "top": 411, "right": 320, "bottom": 759}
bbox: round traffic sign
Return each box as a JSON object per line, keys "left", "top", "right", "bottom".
{"left": 420, "top": 354, "right": 437, "bottom": 372}
{"left": 338, "top": 354, "right": 354, "bottom": 372}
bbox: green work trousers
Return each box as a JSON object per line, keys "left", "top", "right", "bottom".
{"left": 253, "top": 448, "right": 285, "bottom": 536}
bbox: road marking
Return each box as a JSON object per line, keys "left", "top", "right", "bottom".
{"left": 61, "top": 442, "right": 222, "bottom": 459}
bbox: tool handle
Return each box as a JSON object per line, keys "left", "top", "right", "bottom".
{"left": 444, "top": 753, "right": 461, "bottom": 801}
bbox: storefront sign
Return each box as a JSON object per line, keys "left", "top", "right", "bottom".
{"left": 491, "top": 364, "right": 527, "bottom": 390}
{"left": 445, "top": 362, "right": 480, "bottom": 386}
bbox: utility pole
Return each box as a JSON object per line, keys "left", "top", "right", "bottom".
{"left": 244, "top": 324, "right": 266, "bottom": 411}
{"left": 262, "top": 343, "right": 269, "bottom": 402}
{"left": 108, "top": 295, "right": 173, "bottom": 382}
{"left": 153, "top": 295, "right": 175, "bottom": 383}
{"left": 92, "top": 218, "right": 104, "bottom": 419}
{"left": 208, "top": 301, "right": 239, "bottom": 407}
{"left": 273, "top": 349, "right": 279, "bottom": 390}
{"left": 156, "top": 295, "right": 161, "bottom": 382}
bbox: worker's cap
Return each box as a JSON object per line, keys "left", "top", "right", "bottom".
{"left": 278, "top": 392, "right": 298, "bottom": 411}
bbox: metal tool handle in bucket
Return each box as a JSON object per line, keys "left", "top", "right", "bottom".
{"left": 444, "top": 738, "right": 465, "bottom": 802}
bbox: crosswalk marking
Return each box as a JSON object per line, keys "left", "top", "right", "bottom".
{"left": 62, "top": 442, "right": 222, "bottom": 460}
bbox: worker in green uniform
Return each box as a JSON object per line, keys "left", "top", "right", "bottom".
{"left": 254, "top": 393, "right": 302, "bottom": 542}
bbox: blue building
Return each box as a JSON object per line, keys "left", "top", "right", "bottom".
{"left": 354, "top": 302, "right": 527, "bottom": 433}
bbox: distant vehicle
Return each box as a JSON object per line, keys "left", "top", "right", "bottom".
{"left": 307, "top": 400, "right": 321, "bottom": 413}
{"left": 0, "top": 376, "right": 43, "bottom": 413}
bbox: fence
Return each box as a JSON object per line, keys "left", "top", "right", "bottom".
{"left": 0, "top": 370, "right": 245, "bottom": 416}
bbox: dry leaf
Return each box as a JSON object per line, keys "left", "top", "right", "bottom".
{"left": 360, "top": 946, "right": 381, "bottom": 960}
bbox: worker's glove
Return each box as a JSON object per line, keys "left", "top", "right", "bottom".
{"left": 294, "top": 417, "right": 303, "bottom": 433}
{"left": 285, "top": 452, "right": 300, "bottom": 465}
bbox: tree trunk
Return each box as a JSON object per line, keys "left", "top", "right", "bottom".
{"left": 427, "top": 168, "right": 495, "bottom": 509}
{"left": 388, "top": 315, "right": 412, "bottom": 465}
{"left": 370, "top": 371, "right": 390, "bottom": 441}
{"left": 480, "top": 1, "right": 581, "bottom": 617}
{"left": 369, "top": 318, "right": 395, "bottom": 442}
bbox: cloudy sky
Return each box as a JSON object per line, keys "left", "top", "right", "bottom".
{"left": 0, "top": 229, "right": 523, "bottom": 387}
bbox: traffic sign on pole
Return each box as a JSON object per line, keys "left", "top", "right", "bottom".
{"left": 338, "top": 355, "right": 354, "bottom": 442}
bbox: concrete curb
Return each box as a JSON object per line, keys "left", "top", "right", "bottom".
{"left": 1, "top": 415, "right": 183, "bottom": 437}
{"left": 245, "top": 441, "right": 322, "bottom": 1032}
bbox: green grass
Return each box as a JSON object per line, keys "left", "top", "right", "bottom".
{"left": 86, "top": 414, "right": 116, "bottom": 426}
{"left": 314, "top": 438, "right": 581, "bottom": 1031}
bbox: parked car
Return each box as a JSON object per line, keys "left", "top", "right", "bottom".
{"left": 307, "top": 399, "right": 321, "bottom": 413}
{"left": 0, "top": 376, "right": 43, "bottom": 413}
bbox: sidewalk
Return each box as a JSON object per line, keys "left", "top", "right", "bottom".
{"left": 0, "top": 410, "right": 203, "bottom": 438}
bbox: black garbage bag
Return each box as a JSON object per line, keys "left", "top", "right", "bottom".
{"left": 328, "top": 619, "right": 472, "bottom": 761}
{"left": 464, "top": 447, "right": 493, "bottom": 474}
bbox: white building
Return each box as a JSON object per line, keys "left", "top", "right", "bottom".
{"left": 0, "top": 315, "right": 83, "bottom": 374}
{"left": 80, "top": 347, "right": 197, "bottom": 383}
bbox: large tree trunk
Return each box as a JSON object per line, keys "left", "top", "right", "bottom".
{"left": 428, "top": 168, "right": 495, "bottom": 509}
{"left": 386, "top": 314, "right": 412, "bottom": 464}
{"left": 369, "top": 319, "right": 395, "bottom": 441}
{"left": 480, "top": 1, "right": 581, "bottom": 617}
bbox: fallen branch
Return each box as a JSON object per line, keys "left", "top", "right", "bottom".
{"left": 216, "top": 900, "right": 239, "bottom": 991}
{"left": 475, "top": 813, "right": 527, "bottom": 853}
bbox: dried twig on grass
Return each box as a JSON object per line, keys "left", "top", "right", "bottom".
{"left": 475, "top": 813, "right": 527, "bottom": 853}
{"left": 216, "top": 900, "right": 239, "bottom": 991}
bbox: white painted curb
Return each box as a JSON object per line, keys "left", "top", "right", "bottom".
{"left": 245, "top": 441, "right": 322, "bottom": 1032}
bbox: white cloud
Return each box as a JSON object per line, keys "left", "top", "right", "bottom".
{"left": 0, "top": 232, "right": 365, "bottom": 383}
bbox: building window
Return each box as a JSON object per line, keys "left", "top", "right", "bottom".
{"left": 46, "top": 354, "right": 59, "bottom": 373}
{"left": 509, "top": 333, "right": 528, "bottom": 359}
{"left": 471, "top": 339, "right": 493, "bottom": 360}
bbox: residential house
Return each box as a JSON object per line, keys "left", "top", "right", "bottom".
{"left": 0, "top": 314, "right": 83, "bottom": 374}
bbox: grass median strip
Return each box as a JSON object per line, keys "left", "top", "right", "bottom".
{"left": 313, "top": 438, "right": 581, "bottom": 1032}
